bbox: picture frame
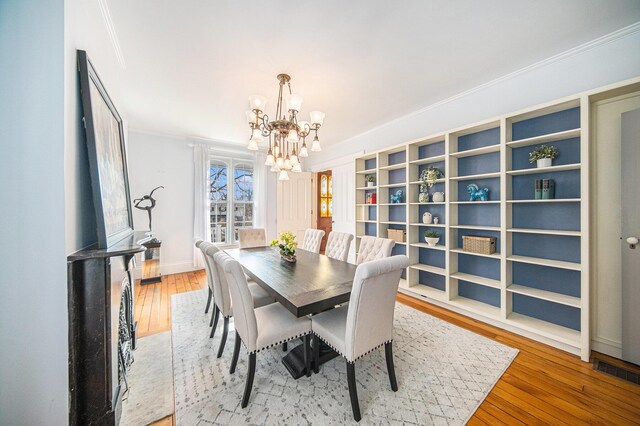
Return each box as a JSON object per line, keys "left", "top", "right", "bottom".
{"left": 78, "top": 50, "right": 134, "bottom": 248}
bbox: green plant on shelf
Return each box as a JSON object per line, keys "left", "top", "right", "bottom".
{"left": 365, "top": 175, "right": 375, "bottom": 182}
{"left": 528, "top": 144, "right": 559, "bottom": 163}
{"left": 424, "top": 230, "right": 440, "bottom": 238}
{"left": 419, "top": 167, "right": 443, "bottom": 194}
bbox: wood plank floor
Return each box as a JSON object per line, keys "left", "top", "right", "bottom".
{"left": 138, "top": 270, "right": 640, "bottom": 425}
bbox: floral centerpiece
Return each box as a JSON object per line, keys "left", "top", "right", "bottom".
{"left": 419, "top": 167, "right": 443, "bottom": 202}
{"left": 270, "top": 231, "right": 298, "bottom": 262}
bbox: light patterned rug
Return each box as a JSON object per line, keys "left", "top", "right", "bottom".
{"left": 121, "top": 332, "right": 174, "bottom": 426}
{"left": 172, "top": 290, "right": 517, "bottom": 425}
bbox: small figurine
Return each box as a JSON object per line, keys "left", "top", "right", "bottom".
{"left": 467, "top": 183, "right": 489, "bottom": 201}
{"left": 390, "top": 189, "right": 404, "bottom": 204}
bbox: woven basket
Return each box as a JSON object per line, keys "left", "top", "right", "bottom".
{"left": 387, "top": 229, "right": 406, "bottom": 243}
{"left": 462, "top": 235, "right": 496, "bottom": 255}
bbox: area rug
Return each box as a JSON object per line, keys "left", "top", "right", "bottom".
{"left": 172, "top": 290, "right": 517, "bottom": 425}
{"left": 121, "top": 332, "right": 174, "bottom": 426}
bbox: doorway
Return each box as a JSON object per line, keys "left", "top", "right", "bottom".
{"left": 316, "top": 170, "right": 332, "bottom": 253}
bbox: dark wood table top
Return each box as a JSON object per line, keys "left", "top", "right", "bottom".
{"left": 225, "top": 247, "right": 357, "bottom": 317}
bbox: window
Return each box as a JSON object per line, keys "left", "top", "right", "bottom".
{"left": 209, "top": 158, "right": 254, "bottom": 244}
{"left": 319, "top": 173, "right": 332, "bottom": 217}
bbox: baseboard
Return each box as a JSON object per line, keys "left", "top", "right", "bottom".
{"left": 591, "top": 339, "right": 622, "bottom": 358}
{"left": 132, "top": 261, "right": 199, "bottom": 280}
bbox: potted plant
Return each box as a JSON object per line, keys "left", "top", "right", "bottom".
{"left": 365, "top": 175, "right": 375, "bottom": 187}
{"left": 424, "top": 230, "right": 440, "bottom": 247}
{"left": 419, "top": 167, "right": 443, "bottom": 202}
{"left": 270, "top": 231, "right": 298, "bottom": 262}
{"left": 529, "top": 144, "right": 558, "bottom": 168}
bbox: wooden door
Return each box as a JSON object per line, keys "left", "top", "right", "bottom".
{"left": 277, "top": 172, "right": 313, "bottom": 245}
{"left": 316, "top": 170, "right": 333, "bottom": 252}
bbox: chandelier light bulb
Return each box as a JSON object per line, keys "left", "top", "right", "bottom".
{"left": 278, "top": 170, "right": 290, "bottom": 181}
{"left": 290, "top": 153, "right": 298, "bottom": 164}
{"left": 311, "top": 136, "right": 322, "bottom": 152}
{"left": 250, "top": 128, "right": 263, "bottom": 143}
{"left": 248, "top": 95, "right": 267, "bottom": 112}
{"left": 265, "top": 151, "right": 275, "bottom": 166}
{"left": 299, "top": 143, "right": 309, "bottom": 158}
{"left": 287, "top": 129, "right": 299, "bottom": 143}
{"left": 285, "top": 94, "right": 303, "bottom": 112}
{"left": 247, "top": 140, "right": 259, "bottom": 151}
{"left": 245, "top": 110, "right": 258, "bottom": 124}
{"left": 292, "top": 162, "right": 302, "bottom": 173}
{"left": 284, "top": 156, "right": 292, "bottom": 170}
{"left": 276, "top": 155, "right": 284, "bottom": 168}
{"left": 309, "top": 110, "right": 325, "bottom": 126}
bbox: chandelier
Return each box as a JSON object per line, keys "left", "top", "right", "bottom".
{"left": 245, "top": 73, "right": 324, "bottom": 181}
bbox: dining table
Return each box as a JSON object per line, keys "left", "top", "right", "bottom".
{"left": 225, "top": 246, "right": 358, "bottom": 378}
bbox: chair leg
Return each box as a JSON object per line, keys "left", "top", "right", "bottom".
{"left": 230, "top": 331, "right": 241, "bottom": 374}
{"left": 313, "top": 335, "right": 320, "bottom": 374}
{"left": 209, "top": 306, "right": 219, "bottom": 338}
{"left": 241, "top": 352, "right": 256, "bottom": 408}
{"left": 346, "top": 361, "right": 361, "bottom": 422}
{"left": 205, "top": 288, "right": 212, "bottom": 313}
{"left": 303, "top": 335, "right": 311, "bottom": 377}
{"left": 282, "top": 342, "right": 288, "bottom": 352}
{"left": 217, "top": 317, "right": 229, "bottom": 358}
{"left": 385, "top": 342, "right": 398, "bottom": 392}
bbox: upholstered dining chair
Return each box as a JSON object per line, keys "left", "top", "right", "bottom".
{"left": 301, "top": 228, "right": 325, "bottom": 253}
{"left": 195, "top": 240, "right": 214, "bottom": 315}
{"left": 238, "top": 228, "right": 267, "bottom": 248}
{"left": 311, "top": 255, "right": 409, "bottom": 421}
{"left": 325, "top": 231, "right": 354, "bottom": 262}
{"left": 356, "top": 235, "right": 396, "bottom": 265}
{"left": 216, "top": 252, "right": 312, "bottom": 408}
{"left": 204, "top": 245, "right": 274, "bottom": 358}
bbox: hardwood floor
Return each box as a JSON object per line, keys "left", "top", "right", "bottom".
{"left": 138, "top": 271, "right": 640, "bottom": 425}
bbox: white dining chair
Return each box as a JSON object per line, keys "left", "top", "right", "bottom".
{"left": 301, "top": 228, "right": 325, "bottom": 253}
{"left": 238, "top": 228, "right": 267, "bottom": 248}
{"left": 325, "top": 231, "right": 354, "bottom": 262}
{"left": 196, "top": 240, "right": 216, "bottom": 319}
{"left": 216, "top": 252, "right": 312, "bottom": 408}
{"left": 356, "top": 235, "right": 395, "bottom": 265}
{"left": 311, "top": 255, "right": 409, "bottom": 421}
{"left": 204, "top": 246, "right": 274, "bottom": 358}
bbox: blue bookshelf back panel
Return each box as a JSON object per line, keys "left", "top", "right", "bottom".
{"left": 418, "top": 141, "right": 445, "bottom": 159}
{"left": 458, "top": 281, "right": 501, "bottom": 307}
{"left": 364, "top": 158, "right": 376, "bottom": 170}
{"left": 512, "top": 233, "right": 580, "bottom": 263}
{"left": 458, "top": 204, "right": 500, "bottom": 227}
{"left": 388, "top": 168, "right": 406, "bottom": 184}
{"left": 457, "top": 178, "right": 501, "bottom": 201}
{"left": 512, "top": 203, "right": 580, "bottom": 231}
{"left": 512, "top": 263, "right": 580, "bottom": 297}
{"left": 512, "top": 294, "right": 580, "bottom": 331}
{"left": 419, "top": 248, "right": 445, "bottom": 269}
{"left": 388, "top": 151, "right": 406, "bottom": 165}
{"left": 364, "top": 223, "right": 376, "bottom": 236}
{"left": 457, "top": 253, "right": 500, "bottom": 280}
{"left": 512, "top": 137, "right": 580, "bottom": 171}
{"left": 388, "top": 205, "right": 406, "bottom": 222}
{"left": 511, "top": 169, "right": 580, "bottom": 200}
{"left": 419, "top": 271, "right": 446, "bottom": 291}
{"left": 512, "top": 107, "right": 580, "bottom": 141}
{"left": 418, "top": 204, "right": 445, "bottom": 224}
{"left": 457, "top": 152, "right": 500, "bottom": 176}
{"left": 368, "top": 206, "right": 377, "bottom": 221}
{"left": 456, "top": 230, "right": 500, "bottom": 252}
{"left": 457, "top": 127, "right": 500, "bottom": 151}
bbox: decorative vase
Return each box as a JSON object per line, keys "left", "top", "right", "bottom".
{"left": 433, "top": 217, "right": 440, "bottom": 224}
{"left": 422, "top": 212, "right": 432, "bottom": 224}
{"left": 418, "top": 192, "right": 429, "bottom": 203}
{"left": 367, "top": 181, "right": 375, "bottom": 187}
{"left": 424, "top": 237, "right": 440, "bottom": 247}
{"left": 281, "top": 254, "right": 297, "bottom": 263}
{"left": 433, "top": 192, "right": 445, "bottom": 202}
{"left": 537, "top": 158, "right": 552, "bottom": 168}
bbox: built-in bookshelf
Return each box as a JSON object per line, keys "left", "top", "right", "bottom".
{"left": 355, "top": 97, "right": 589, "bottom": 360}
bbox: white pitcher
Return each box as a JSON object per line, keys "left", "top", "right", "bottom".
{"left": 422, "top": 211, "right": 432, "bottom": 224}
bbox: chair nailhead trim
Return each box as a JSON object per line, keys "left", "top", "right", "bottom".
{"left": 239, "top": 331, "right": 312, "bottom": 355}
{"left": 312, "top": 333, "right": 392, "bottom": 363}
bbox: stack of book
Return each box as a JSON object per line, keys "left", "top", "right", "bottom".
{"left": 535, "top": 179, "right": 555, "bottom": 199}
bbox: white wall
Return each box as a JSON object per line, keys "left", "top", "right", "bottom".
{"left": 0, "top": 1, "right": 68, "bottom": 423}
{"left": 128, "top": 131, "right": 195, "bottom": 274}
{"left": 307, "top": 27, "right": 640, "bottom": 169}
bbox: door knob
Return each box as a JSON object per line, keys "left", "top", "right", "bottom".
{"left": 627, "top": 236, "right": 638, "bottom": 249}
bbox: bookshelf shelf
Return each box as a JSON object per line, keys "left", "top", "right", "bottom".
{"left": 355, "top": 94, "right": 590, "bottom": 360}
